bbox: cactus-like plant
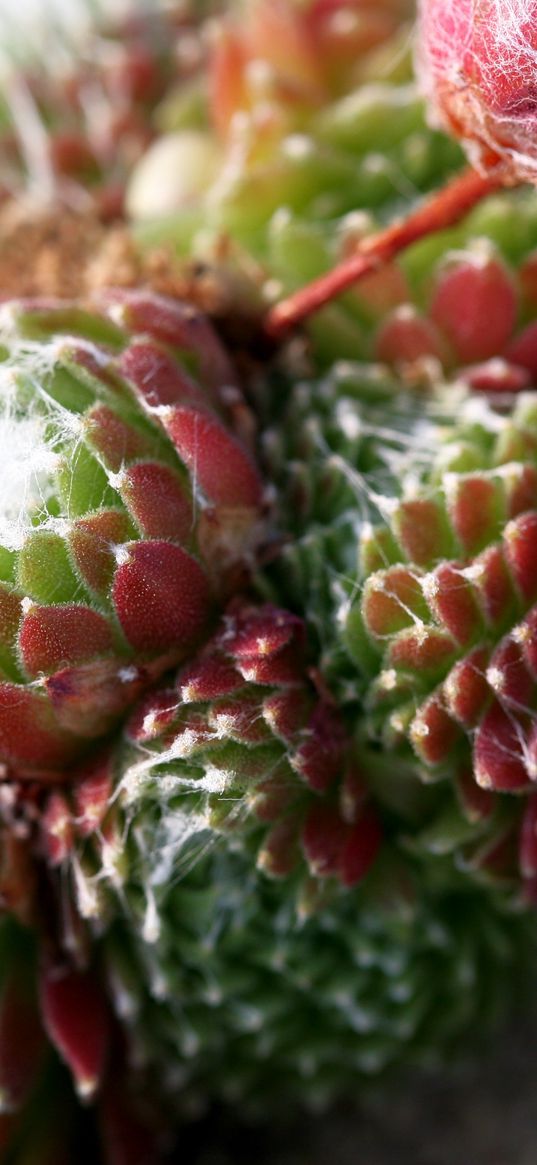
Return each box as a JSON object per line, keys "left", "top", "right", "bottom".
{"left": 0, "top": 290, "right": 264, "bottom": 783}
{"left": 262, "top": 194, "right": 537, "bottom": 896}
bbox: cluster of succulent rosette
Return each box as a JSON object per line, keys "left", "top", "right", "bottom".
{"left": 2, "top": 1, "right": 537, "bottom": 1162}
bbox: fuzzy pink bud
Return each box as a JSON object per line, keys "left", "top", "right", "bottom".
{"left": 417, "top": 0, "right": 537, "bottom": 182}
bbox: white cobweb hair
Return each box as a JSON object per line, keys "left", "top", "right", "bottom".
{"left": 416, "top": 0, "right": 537, "bottom": 183}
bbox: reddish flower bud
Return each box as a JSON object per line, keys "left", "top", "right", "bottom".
{"left": 417, "top": 0, "right": 537, "bottom": 183}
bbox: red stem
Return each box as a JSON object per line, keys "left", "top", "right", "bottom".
{"left": 265, "top": 166, "right": 503, "bottom": 338}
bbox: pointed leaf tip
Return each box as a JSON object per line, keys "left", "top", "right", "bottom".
{"left": 40, "top": 964, "right": 110, "bottom": 1102}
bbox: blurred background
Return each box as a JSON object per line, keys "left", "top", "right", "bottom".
{"left": 185, "top": 1018, "right": 537, "bottom": 1165}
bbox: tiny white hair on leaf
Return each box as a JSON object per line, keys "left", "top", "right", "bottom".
{"left": 0, "top": 335, "right": 99, "bottom": 551}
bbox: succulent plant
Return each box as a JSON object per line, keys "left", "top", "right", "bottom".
{"left": 0, "top": 285, "right": 269, "bottom": 1161}
{"left": 262, "top": 191, "right": 537, "bottom": 895}
{"left": 0, "top": 290, "right": 264, "bottom": 784}
{"left": 40, "top": 599, "right": 381, "bottom": 923}
{"left": 99, "top": 847, "right": 532, "bottom": 1118}
{"left": 0, "top": 267, "right": 534, "bottom": 1157}
{"left": 125, "top": 0, "right": 465, "bottom": 361}
{"left": 30, "top": 602, "right": 533, "bottom": 1122}
{"left": 267, "top": 0, "right": 537, "bottom": 338}
{"left": 0, "top": 804, "right": 166, "bottom": 1164}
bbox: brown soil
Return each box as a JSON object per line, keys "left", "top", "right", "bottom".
{"left": 0, "top": 198, "right": 263, "bottom": 323}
